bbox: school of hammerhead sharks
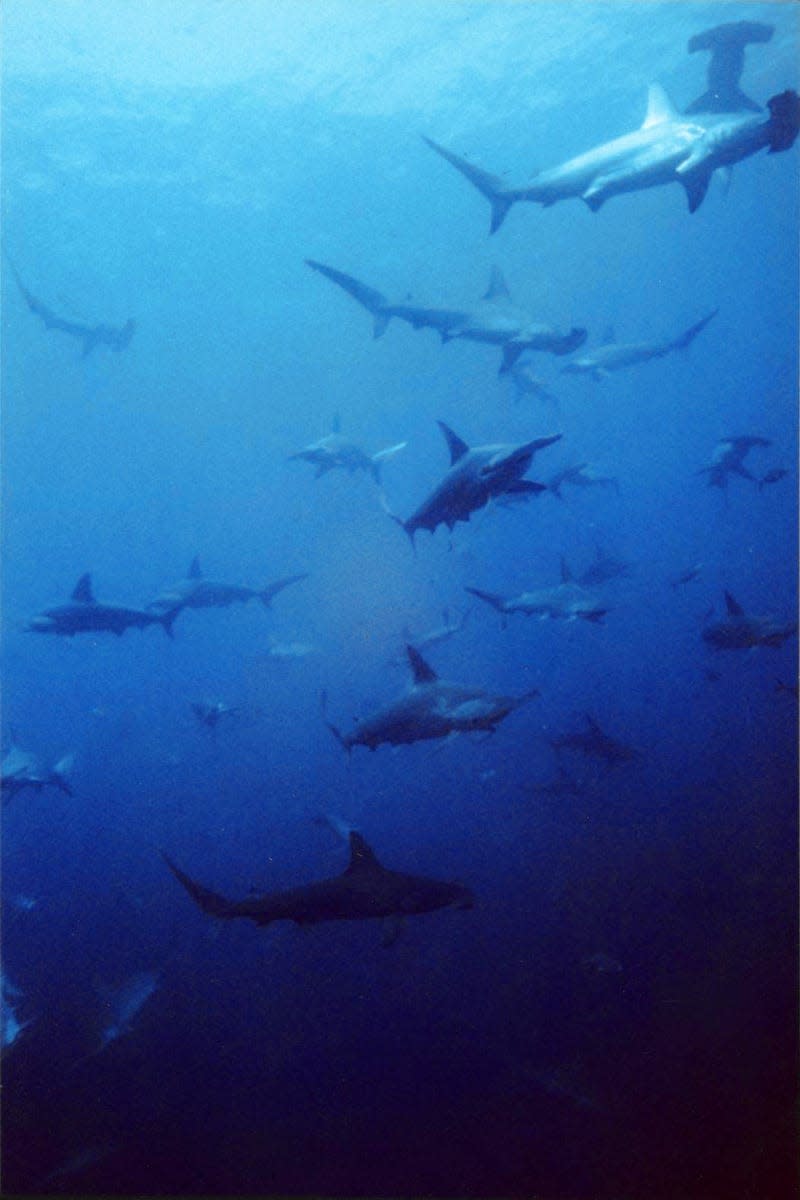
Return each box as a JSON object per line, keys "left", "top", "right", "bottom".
{"left": 3, "top": 19, "right": 799, "bottom": 1051}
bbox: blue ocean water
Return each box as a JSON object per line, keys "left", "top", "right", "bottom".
{"left": 1, "top": 1, "right": 798, "bottom": 1196}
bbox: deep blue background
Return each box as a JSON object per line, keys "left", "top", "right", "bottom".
{"left": 2, "top": 2, "right": 798, "bottom": 1196}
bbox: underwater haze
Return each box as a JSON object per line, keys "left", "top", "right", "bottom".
{"left": 1, "top": 1, "right": 798, "bottom": 1197}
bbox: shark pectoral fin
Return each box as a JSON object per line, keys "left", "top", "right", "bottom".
{"left": 406, "top": 644, "right": 438, "bottom": 683}
{"left": 724, "top": 590, "right": 744, "bottom": 617}
{"left": 381, "top": 915, "right": 405, "bottom": 948}
{"left": 681, "top": 170, "right": 712, "bottom": 213}
{"left": 499, "top": 342, "right": 525, "bottom": 375}
{"left": 373, "top": 313, "right": 391, "bottom": 338}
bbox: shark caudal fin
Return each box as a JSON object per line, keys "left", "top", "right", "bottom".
{"left": 370, "top": 442, "right": 407, "bottom": 483}
{"left": 53, "top": 755, "right": 75, "bottom": 796}
{"left": 464, "top": 586, "right": 507, "bottom": 613}
{"left": 161, "top": 852, "right": 233, "bottom": 917}
{"left": 422, "top": 136, "right": 516, "bottom": 234}
{"left": 305, "top": 259, "right": 390, "bottom": 337}
{"left": 259, "top": 573, "right": 308, "bottom": 608}
{"left": 379, "top": 492, "right": 416, "bottom": 553}
{"left": 685, "top": 21, "right": 773, "bottom": 115}
{"left": 157, "top": 607, "right": 180, "bottom": 638}
{"left": 670, "top": 308, "right": 719, "bottom": 351}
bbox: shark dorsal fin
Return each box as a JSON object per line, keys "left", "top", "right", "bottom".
{"left": 407, "top": 644, "right": 438, "bottom": 684}
{"left": 483, "top": 266, "right": 510, "bottom": 302}
{"left": 724, "top": 590, "right": 744, "bottom": 617}
{"left": 642, "top": 83, "right": 678, "bottom": 128}
{"left": 437, "top": 421, "right": 469, "bottom": 465}
{"left": 345, "top": 832, "right": 382, "bottom": 874}
{"left": 560, "top": 557, "right": 573, "bottom": 583}
{"left": 71, "top": 573, "right": 95, "bottom": 603}
{"left": 332, "top": 412, "right": 342, "bottom": 434}
{"left": 188, "top": 556, "right": 203, "bottom": 579}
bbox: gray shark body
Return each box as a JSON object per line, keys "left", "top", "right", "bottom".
{"left": 148, "top": 557, "right": 307, "bottom": 615}
{"left": 547, "top": 463, "right": 620, "bottom": 498}
{"left": 25, "top": 574, "right": 178, "bottom": 638}
{"left": 562, "top": 310, "right": 717, "bottom": 379}
{"left": 8, "top": 257, "right": 136, "bottom": 358}
{"left": 2, "top": 744, "right": 74, "bottom": 803}
{"left": 577, "top": 548, "right": 632, "bottom": 586}
{"left": 163, "top": 830, "right": 473, "bottom": 937}
{"left": 703, "top": 591, "right": 796, "bottom": 652}
{"left": 327, "top": 645, "right": 537, "bottom": 754}
{"left": 306, "top": 260, "right": 586, "bottom": 374}
{"left": 698, "top": 436, "right": 771, "bottom": 489}
{"left": 404, "top": 608, "right": 469, "bottom": 653}
{"left": 424, "top": 77, "right": 798, "bottom": 230}
{"left": 550, "top": 714, "right": 638, "bottom": 766}
{"left": 389, "top": 421, "right": 560, "bottom": 543}
{"left": 290, "top": 415, "right": 406, "bottom": 483}
{"left": 467, "top": 560, "right": 608, "bottom": 625}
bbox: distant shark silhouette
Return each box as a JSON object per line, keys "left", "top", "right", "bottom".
{"left": 423, "top": 41, "right": 798, "bottom": 230}
{"left": 2, "top": 742, "right": 74, "bottom": 803}
{"left": 561, "top": 310, "right": 717, "bottom": 379}
{"left": 306, "top": 260, "right": 586, "bottom": 374}
{"left": 24, "top": 574, "right": 178, "bottom": 638}
{"left": 326, "top": 644, "right": 538, "bottom": 753}
{"left": 163, "top": 829, "right": 473, "bottom": 945}
{"left": 546, "top": 463, "right": 620, "bottom": 499}
{"left": 669, "top": 562, "right": 704, "bottom": 588}
{"left": 400, "top": 608, "right": 470, "bottom": 655}
{"left": 550, "top": 715, "right": 639, "bottom": 766}
{"left": 466, "top": 559, "right": 608, "bottom": 626}
{"left": 697, "top": 436, "right": 771, "bottom": 489}
{"left": 386, "top": 420, "right": 560, "bottom": 544}
{"left": 702, "top": 591, "right": 796, "bottom": 651}
{"left": 289, "top": 415, "right": 406, "bottom": 483}
{"left": 148, "top": 557, "right": 307, "bottom": 616}
{"left": 2, "top": 973, "right": 33, "bottom": 1053}
{"left": 7, "top": 257, "right": 136, "bottom": 357}
{"left": 576, "top": 548, "right": 633, "bottom": 586}
{"left": 190, "top": 700, "right": 238, "bottom": 729}
{"left": 510, "top": 360, "right": 560, "bottom": 405}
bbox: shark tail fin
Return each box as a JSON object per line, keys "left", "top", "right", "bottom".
{"left": 671, "top": 308, "right": 719, "bottom": 351}
{"left": 380, "top": 492, "right": 416, "bottom": 554}
{"left": 158, "top": 607, "right": 180, "bottom": 638}
{"left": 370, "top": 441, "right": 407, "bottom": 483}
{"left": 464, "top": 586, "right": 506, "bottom": 613}
{"left": 421, "top": 136, "right": 515, "bottom": 234}
{"left": 53, "top": 754, "right": 75, "bottom": 796}
{"left": 259, "top": 573, "right": 308, "bottom": 608}
{"left": 305, "top": 259, "right": 390, "bottom": 332}
{"left": 161, "top": 852, "right": 232, "bottom": 918}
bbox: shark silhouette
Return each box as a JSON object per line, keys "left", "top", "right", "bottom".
{"left": 326, "top": 644, "right": 538, "bottom": 754}
{"left": 148, "top": 557, "right": 307, "bottom": 616}
{"left": 163, "top": 830, "right": 473, "bottom": 943}
{"left": 306, "top": 260, "right": 586, "bottom": 374}
{"left": 2, "top": 742, "right": 74, "bottom": 803}
{"left": 561, "top": 310, "right": 717, "bottom": 379}
{"left": 290, "top": 415, "right": 406, "bottom": 483}
{"left": 24, "top": 574, "right": 178, "bottom": 638}
{"left": 466, "top": 559, "right": 608, "bottom": 626}
{"left": 550, "top": 714, "right": 639, "bottom": 766}
{"left": 386, "top": 420, "right": 560, "bottom": 545}
{"left": 702, "top": 591, "right": 796, "bottom": 651}
{"left": 697, "top": 436, "right": 771, "bottom": 489}
{"left": 546, "top": 464, "right": 620, "bottom": 499}
{"left": 8, "top": 256, "right": 136, "bottom": 357}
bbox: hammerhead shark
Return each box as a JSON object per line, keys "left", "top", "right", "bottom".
{"left": 561, "top": 310, "right": 717, "bottom": 380}
{"left": 510, "top": 360, "right": 559, "bottom": 405}
{"left": 2, "top": 742, "right": 74, "bottom": 803}
{"left": 7, "top": 257, "right": 136, "bottom": 357}
{"left": 306, "top": 260, "right": 586, "bottom": 374}
{"left": 290, "top": 415, "right": 406, "bottom": 483}
{"left": 148, "top": 557, "right": 307, "bottom": 616}
{"left": 423, "top": 24, "right": 798, "bottom": 230}
{"left": 702, "top": 591, "right": 796, "bottom": 652}
{"left": 577, "top": 547, "right": 632, "bottom": 586}
{"left": 466, "top": 559, "right": 608, "bottom": 626}
{"left": 190, "top": 700, "right": 238, "bottom": 729}
{"left": 386, "top": 420, "right": 560, "bottom": 544}
{"left": 550, "top": 714, "right": 638, "bottom": 766}
{"left": 326, "top": 644, "right": 538, "bottom": 753}
{"left": 163, "top": 828, "right": 473, "bottom": 944}
{"left": 697, "top": 436, "right": 771, "bottom": 489}
{"left": 402, "top": 608, "right": 470, "bottom": 653}
{"left": 547, "top": 464, "right": 620, "bottom": 498}
{"left": 24, "top": 574, "right": 179, "bottom": 638}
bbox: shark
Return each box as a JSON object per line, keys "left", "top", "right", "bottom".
{"left": 685, "top": 20, "right": 775, "bottom": 116}
{"left": 702, "top": 591, "right": 797, "bottom": 652}
{"left": 2, "top": 742, "right": 74, "bottom": 803}
{"left": 24, "top": 574, "right": 179, "bottom": 638}
{"left": 386, "top": 420, "right": 560, "bottom": 544}
{"left": 1, "top": 973, "right": 32, "bottom": 1053}
{"left": 190, "top": 700, "right": 238, "bottom": 729}
{"left": 325, "top": 644, "right": 538, "bottom": 754}
{"left": 401, "top": 608, "right": 470, "bottom": 653}
{"left": 697, "top": 436, "right": 771, "bottom": 489}
{"left": 669, "top": 562, "right": 704, "bottom": 588}
{"left": 466, "top": 559, "right": 609, "bottom": 625}
{"left": 423, "top": 61, "right": 798, "bottom": 229}
{"left": 306, "top": 260, "right": 586, "bottom": 374}
{"left": 546, "top": 463, "right": 620, "bottom": 498}
{"left": 88, "top": 970, "right": 161, "bottom": 1057}
{"left": 510, "top": 360, "right": 559, "bottom": 405}
{"left": 758, "top": 467, "right": 789, "bottom": 492}
{"left": 550, "top": 714, "right": 639, "bottom": 766}
{"left": 561, "top": 310, "right": 717, "bottom": 380}
{"left": 7, "top": 256, "right": 136, "bottom": 358}
{"left": 576, "top": 547, "right": 632, "bottom": 586}
{"left": 289, "top": 415, "right": 406, "bottom": 483}
{"left": 148, "top": 557, "right": 307, "bottom": 616}
{"left": 163, "top": 828, "right": 473, "bottom": 945}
